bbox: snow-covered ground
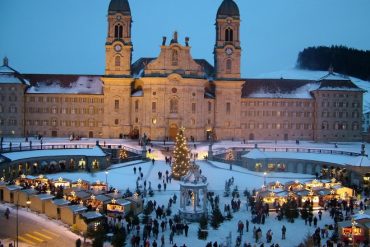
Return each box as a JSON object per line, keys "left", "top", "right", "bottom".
{"left": 2, "top": 138, "right": 369, "bottom": 246}
{"left": 44, "top": 159, "right": 332, "bottom": 247}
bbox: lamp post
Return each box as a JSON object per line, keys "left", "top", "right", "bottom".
{"left": 26, "top": 200, "right": 31, "bottom": 211}
{"left": 105, "top": 171, "right": 109, "bottom": 191}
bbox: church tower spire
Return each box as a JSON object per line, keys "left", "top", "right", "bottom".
{"left": 105, "top": 0, "right": 132, "bottom": 76}
{"left": 214, "top": 0, "right": 241, "bottom": 79}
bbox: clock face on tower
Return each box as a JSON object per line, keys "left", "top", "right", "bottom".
{"left": 114, "top": 45, "right": 122, "bottom": 52}
{"left": 225, "top": 48, "right": 233, "bottom": 55}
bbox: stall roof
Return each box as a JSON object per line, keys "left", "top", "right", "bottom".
{"left": 2, "top": 146, "right": 106, "bottom": 161}
{"left": 81, "top": 211, "right": 103, "bottom": 220}
{"left": 52, "top": 198, "right": 70, "bottom": 206}
{"left": 33, "top": 193, "right": 55, "bottom": 200}
{"left": 68, "top": 205, "right": 87, "bottom": 213}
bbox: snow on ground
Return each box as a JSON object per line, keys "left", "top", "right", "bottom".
{"left": 0, "top": 203, "right": 84, "bottom": 247}
{"left": 45, "top": 160, "right": 323, "bottom": 246}
{"left": 2, "top": 138, "right": 369, "bottom": 246}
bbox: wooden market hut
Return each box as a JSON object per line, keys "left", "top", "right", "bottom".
{"left": 90, "top": 181, "right": 108, "bottom": 192}
{"left": 86, "top": 194, "right": 111, "bottom": 212}
{"left": 126, "top": 196, "right": 143, "bottom": 215}
{"left": 53, "top": 177, "right": 72, "bottom": 189}
{"left": 14, "top": 189, "right": 37, "bottom": 207}
{"left": 1, "top": 185, "right": 22, "bottom": 203}
{"left": 71, "top": 179, "right": 90, "bottom": 190}
{"left": 106, "top": 198, "right": 132, "bottom": 217}
{"left": 60, "top": 204, "right": 87, "bottom": 226}
{"left": 44, "top": 198, "right": 70, "bottom": 219}
{"left": 331, "top": 185, "right": 354, "bottom": 200}
{"left": 339, "top": 213, "right": 370, "bottom": 244}
{"left": 64, "top": 188, "right": 91, "bottom": 204}
{"left": 76, "top": 211, "right": 104, "bottom": 233}
{"left": 284, "top": 180, "right": 304, "bottom": 191}
{"left": 29, "top": 193, "right": 55, "bottom": 213}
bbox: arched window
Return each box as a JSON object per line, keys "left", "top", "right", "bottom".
{"left": 114, "top": 24, "right": 123, "bottom": 39}
{"left": 226, "top": 59, "right": 232, "bottom": 73}
{"left": 115, "top": 56, "right": 120, "bottom": 67}
{"left": 225, "top": 28, "right": 233, "bottom": 42}
{"left": 172, "top": 50, "right": 178, "bottom": 66}
{"left": 170, "top": 98, "right": 178, "bottom": 113}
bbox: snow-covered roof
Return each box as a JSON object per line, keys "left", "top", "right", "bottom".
{"left": 25, "top": 74, "right": 103, "bottom": 94}
{"left": 52, "top": 198, "right": 70, "bottom": 206}
{"left": 2, "top": 146, "right": 107, "bottom": 161}
{"left": 68, "top": 205, "right": 87, "bottom": 213}
{"left": 0, "top": 64, "right": 29, "bottom": 85}
{"left": 80, "top": 211, "right": 103, "bottom": 220}
{"left": 33, "top": 193, "right": 55, "bottom": 200}
{"left": 243, "top": 69, "right": 366, "bottom": 99}
{"left": 353, "top": 213, "right": 370, "bottom": 221}
{"left": 243, "top": 150, "right": 370, "bottom": 167}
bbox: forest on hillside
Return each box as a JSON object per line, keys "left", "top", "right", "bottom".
{"left": 296, "top": 45, "right": 370, "bottom": 81}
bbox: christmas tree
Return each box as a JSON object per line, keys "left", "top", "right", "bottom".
{"left": 171, "top": 127, "right": 191, "bottom": 180}
{"left": 119, "top": 147, "right": 128, "bottom": 160}
{"left": 225, "top": 149, "right": 234, "bottom": 161}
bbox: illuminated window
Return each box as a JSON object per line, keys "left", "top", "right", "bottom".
{"left": 152, "top": 118, "right": 157, "bottom": 125}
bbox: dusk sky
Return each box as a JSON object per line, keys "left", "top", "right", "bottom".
{"left": 1, "top": 0, "right": 369, "bottom": 77}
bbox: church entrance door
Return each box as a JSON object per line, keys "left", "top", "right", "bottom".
{"left": 169, "top": 123, "right": 178, "bottom": 140}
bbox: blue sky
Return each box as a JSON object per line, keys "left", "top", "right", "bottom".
{"left": 0, "top": 0, "right": 369, "bottom": 77}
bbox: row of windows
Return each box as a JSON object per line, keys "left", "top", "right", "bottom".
{"left": 26, "top": 107, "right": 104, "bottom": 115}
{"left": 319, "top": 93, "right": 359, "bottom": 98}
{"left": 321, "top": 101, "right": 360, "bottom": 108}
{"left": 114, "top": 100, "right": 214, "bottom": 114}
{"left": 242, "top": 101, "right": 312, "bottom": 107}
{"left": 321, "top": 111, "right": 360, "bottom": 118}
{"left": 321, "top": 121, "right": 359, "bottom": 130}
{"left": 243, "top": 111, "right": 313, "bottom": 118}
{"left": 244, "top": 123, "right": 313, "bottom": 130}
{"left": 0, "top": 86, "right": 16, "bottom": 91}
{"left": 0, "top": 105, "right": 18, "bottom": 113}
{"left": 26, "top": 119, "right": 100, "bottom": 127}
{"left": 27, "top": 96, "right": 103, "bottom": 104}
{"left": 0, "top": 94, "right": 17, "bottom": 102}
{"left": 0, "top": 119, "right": 17, "bottom": 126}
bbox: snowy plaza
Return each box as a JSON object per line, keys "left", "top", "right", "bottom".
{"left": 1, "top": 137, "right": 370, "bottom": 247}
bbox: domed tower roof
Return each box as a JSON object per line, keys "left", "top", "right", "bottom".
{"left": 108, "top": 0, "right": 131, "bottom": 15}
{"left": 217, "top": 0, "right": 240, "bottom": 19}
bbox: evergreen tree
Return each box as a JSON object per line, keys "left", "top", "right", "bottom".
{"left": 119, "top": 147, "right": 128, "bottom": 161}
{"left": 171, "top": 127, "right": 191, "bottom": 180}
{"left": 211, "top": 204, "right": 224, "bottom": 229}
{"left": 198, "top": 214, "right": 208, "bottom": 240}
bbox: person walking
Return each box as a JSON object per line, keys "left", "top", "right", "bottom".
{"left": 246, "top": 219, "right": 249, "bottom": 232}
{"left": 184, "top": 223, "right": 189, "bottom": 237}
{"left": 75, "top": 238, "right": 81, "bottom": 247}
{"left": 313, "top": 216, "right": 318, "bottom": 227}
{"left": 281, "top": 225, "right": 286, "bottom": 240}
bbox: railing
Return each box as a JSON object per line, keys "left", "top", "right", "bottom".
{"left": 0, "top": 143, "right": 142, "bottom": 155}
{"left": 212, "top": 146, "right": 363, "bottom": 157}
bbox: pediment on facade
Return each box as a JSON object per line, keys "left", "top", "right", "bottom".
{"left": 144, "top": 41, "right": 205, "bottom": 78}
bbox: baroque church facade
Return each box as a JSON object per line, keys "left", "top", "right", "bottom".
{"left": 0, "top": 0, "right": 365, "bottom": 142}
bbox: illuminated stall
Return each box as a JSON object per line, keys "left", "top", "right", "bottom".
{"left": 53, "top": 177, "right": 72, "bottom": 188}
{"left": 71, "top": 178, "right": 90, "bottom": 190}
{"left": 106, "top": 198, "right": 132, "bottom": 217}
